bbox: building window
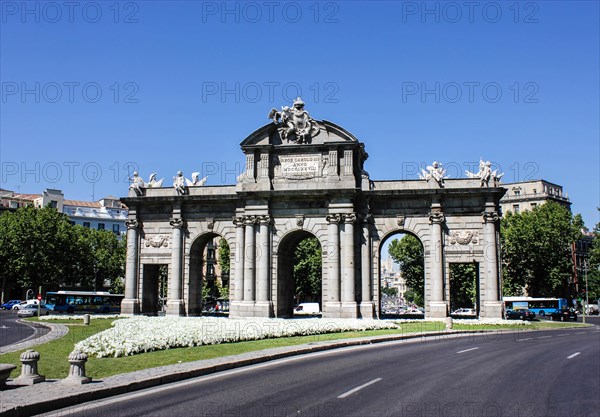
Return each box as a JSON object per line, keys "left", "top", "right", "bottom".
{"left": 83, "top": 222, "right": 90, "bottom": 228}
{"left": 513, "top": 204, "right": 520, "bottom": 213}
{"left": 98, "top": 223, "right": 105, "bottom": 230}
{"left": 69, "top": 221, "right": 76, "bottom": 226}
{"left": 514, "top": 190, "right": 520, "bottom": 196}
{"left": 533, "top": 189, "right": 537, "bottom": 194}
{"left": 113, "top": 224, "right": 120, "bottom": 234}
{"left": 50, "top": 200, "right": 58, "bottom": 208}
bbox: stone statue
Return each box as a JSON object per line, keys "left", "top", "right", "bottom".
{"left": 419, "top": 161, "right": 448, "bottom": 187}
{"left": 174, "top": 171, "right": 207, "bottom": 194}
{"left": 128, "top": 171, "right": 146, "bottom": 196}
{"left": 268, "top": 97, "right": 320, "bottom": 143}
{"left": 466, "top": 159, "right": 504, "bottom": 187}
{"left": 147, "top": 173, "right": 164, "bottom": 188}
{"left": 173, "top": 171, "right": 186, "bottom": 195}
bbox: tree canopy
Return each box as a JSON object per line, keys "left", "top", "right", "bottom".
{"left": 501, "top": 201, "right": 582, "bottom": 297}
{"left": 0, "top": 206, "right": 125, "bottom": 297}
{"left": 293, "top": 237, "right": 322, "bottom": 303}
{"left": 388, "top": 234, "right": 424, "bottom": 306}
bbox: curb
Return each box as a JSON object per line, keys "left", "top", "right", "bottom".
{"left": 0, "top": 322, "right": 69, "bottom": 355}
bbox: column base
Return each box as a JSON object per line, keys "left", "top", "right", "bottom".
{"left": 14, "top": 374, "right": 45, "bottom": 386}
{"left": 340, "top": 302, "right": 359, "bottom": 318}
{"left": 254, "top": 301, "right": 273, "bottom": 317}
{"left": 323, "top": 302, "right": 341, "bottom": 318}
{"left": 426, "top": 301, "right": 448, "bottom": 319}
{"left": 166, "top": 300, "right": 185, "bottom": 316}
{"left": 481, "top": 301, "right": 503, "bottom": 319}
{"left": 120, "top": 298, "right": 140, "bottom": 315}
{"left": 359, "top": 302, "right": 375, "bottom": 318}
{"left": 228, "top": 301, "right": 245, "bottom": 318}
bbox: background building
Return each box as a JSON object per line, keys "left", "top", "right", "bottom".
{"left": 500, "top": 179, "right": 571, "bottom": 215}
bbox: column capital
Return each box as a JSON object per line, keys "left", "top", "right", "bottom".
{"left": 233, "top": 216, "right": 245, "bottom": 227}
{"left": 482, "top": 211, "right": 500, "bottom": 224}
{"left": 258, "top": 215, "right": 272, "bottom": 225}
{"left": 244, "top": 215, "right": 257, "bottom": 225}
{"left": 342, "top": 213, "right": 357, "bottom": 224}
{"left": 170, "top": 218, "right": 185, "bottom": 229}
{"left": 125, "top": 219, "right": 140, "bottom": 230}
{"left": 429, "top": 212, "right": 445, "bottom": 225}
{"left": 326, "top": 214, "right": 342, "bottom": 224}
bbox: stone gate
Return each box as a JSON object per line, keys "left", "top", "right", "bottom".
{"left": 121, "top": 100, "right": 505, "bottom": 319}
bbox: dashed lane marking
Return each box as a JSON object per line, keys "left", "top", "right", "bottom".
{"left": 338, "top": 378, "right": 383, "bottom": 399}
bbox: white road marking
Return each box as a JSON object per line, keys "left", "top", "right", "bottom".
{"left": 574, "top": 332, "right": 587, "bottom": 335}
{"left": 537, "top": 336, "right": 552, "bottom": 339}
{"left": 557, "top": 334, "right": 569, "bottom": 337}
{"left": 567, "top": 352, "right": 581, "bottom": 359}
{"left": 456, "top": 347, "right": 479, "bottom": 354}
{"left": 516, "top": 338, "right": 533, "bottom": 341}
{"left": 337, "top": 378, "right": 382, "bottom": 399}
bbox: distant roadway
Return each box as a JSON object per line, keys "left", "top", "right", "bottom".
{"left": 44, "top": 324, "right": 600, "bottom": 417}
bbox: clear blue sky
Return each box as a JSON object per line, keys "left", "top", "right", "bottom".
{"left": 1, "top": 1, "right": 598, "bottom": 227}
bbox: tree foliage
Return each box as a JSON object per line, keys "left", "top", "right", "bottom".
{"left": 388, "top": 234, "right": 424, "bottom": 306}
{"left": 293, "top": 237, "right": 322, "bottom": 303}
{"left": 501, "top": 201, "right": 582, "bottom": 297}
{"left": 0, "top": 206, "right": 126, "bottom": 296}
{"left": 585, "top": 209, "right": 600, "bottom": 302}
{"left": 218, "top": 237, "right": 230, "bottom": 274}
{"left": 449, "top": 263, "right": 477, "bottom": 311}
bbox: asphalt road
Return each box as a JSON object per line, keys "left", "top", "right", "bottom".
{"left": 0, "top": 309, "right": 46, "bottom": 348}
{"left": 44, "top": 326, "right": 600, "bottom": 417}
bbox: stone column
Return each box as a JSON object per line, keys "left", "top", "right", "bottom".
{"left": 243, "top": 216, "right": 256, "bottom": 303}
{"left": 233, "top": 217, "right": 245, "bottom": 302}
{"left": 340, "top": 213, "right": 358, "bottom": 317}
{"left": 428, "top": 206, "right": 447, "bottom": 318}
{"left": 325, "top": 214, "right": 341, "bottom": 317}
{"left": 482, "top": 205, "right": 502, "bottom": 318}
{"left": 255, "top": 215, "right": 272, "bottom": 316}
{"left": 121, "top": 218, "right": 140, "bottom": 314}
{"left": 359, "top": 215, "right": 374, "bottom": 318}
{"left": 166, "top": 216, "right": 185, "bottom": 316}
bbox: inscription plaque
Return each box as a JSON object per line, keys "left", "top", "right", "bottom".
{"left": 280, "top": 155, "right": 321, "bottom": 179}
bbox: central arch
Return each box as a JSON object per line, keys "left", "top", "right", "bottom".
{"left": 276, "top": 230, "right": 323, "bottom": 317}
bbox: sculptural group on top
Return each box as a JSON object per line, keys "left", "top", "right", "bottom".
{"left": 129, "top": 171, "right": 206, "bottom": 196}
{"left": 268, "top": 97, "right": 320, "bottom": 144}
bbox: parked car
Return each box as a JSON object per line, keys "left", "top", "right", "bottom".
{"left": 585, "top": 304, "right": 599, "bottom": 315}
{"left": 17, "top": 304, "right": 50, "bottom": 317}
{"left": 12, "top": 300, "right": 39, "bottom": 310}
{"left": 505, "top": 309, "right": 536, "bottom": 321}
{"left": 452, "top": 308, "right": 476, "bottom": 316}
{"left": 1, "top": 300, "right": 21, "bottom": 310}
{"left": 550, "top": 308, "right": 578, "bottom": 321}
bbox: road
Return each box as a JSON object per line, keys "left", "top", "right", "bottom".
{"left": 0, "top": 309, "right": 48, "bottom": 348}
{"left": 44, "top": 326, "right": 600, "bottom": 417}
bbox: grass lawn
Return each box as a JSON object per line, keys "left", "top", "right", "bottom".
{"left": 0, "top": 318, "right": 589, "bottom": 380}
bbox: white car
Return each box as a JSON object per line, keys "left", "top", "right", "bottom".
{"left": 452, "top": 308, "right": 476, "bottom": 316}
{"left": 12, "top": 300, "right": 38, "bottom": 310}
{"left": 294, "top": 303, "right": 321, "bottom": 315}
{"left": 17, "top": 304, "right": 49, "bottom": 317}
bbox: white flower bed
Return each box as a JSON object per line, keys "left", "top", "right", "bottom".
{"left": 75, "top": 317, "right": 400, "bottom": 358}
{"left": 40, "top": 314, "right": 125, "bottom": 321}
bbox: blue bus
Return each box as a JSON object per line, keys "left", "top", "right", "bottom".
{"left": 45, "top": 291, "right": 124, "bottom": 314}
{"left": 503, "top": 296, "right": 568, "bottom": 317}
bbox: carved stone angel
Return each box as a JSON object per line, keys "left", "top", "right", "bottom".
{"left": 269, "top": 97, "right": 320, "bottom": 143}
{"left": 466, "top": 159, "right": 504, "bottom": 187}
{"left": 419, "top": 161, "right": 448, "bottom": 187}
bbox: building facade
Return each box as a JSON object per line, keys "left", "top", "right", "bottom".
{"left": 121, "top": 104, "right": 506, "bottom": 319}
{"left": 499, "top": 180, "right": 571, "bottom": 215}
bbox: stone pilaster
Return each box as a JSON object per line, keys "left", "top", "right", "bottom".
{"left": 121, "top": 218, "right": 140, "bottom": 315}
{"left": 243, "top": 216, "right": 256, "bottom": 303}
{"left": 481, "top": 205, "right": 502, "bottom": 318}
{"left": 255, "top": 215, "right": 272, "bottom": 316}
{"left": 166, "top": 215, "right": 185, "bottom": 316}
{"left": 324, "top": 214, "right": 341, "bottom": 317}
{"left": 359, "top": 214, "right": 374, "bottom": 318}
{"left": 428, "top": 205, "right": 447, "bottom": 318}
{"left": 340, "top": 213, "right": 358, "bottom": 317}
{"left": 229, "top": 216, "right": 245, "bottom": 318}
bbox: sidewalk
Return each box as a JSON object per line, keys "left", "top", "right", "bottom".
{"left": 0, "top": 329, "right": 483, "bottom": 417}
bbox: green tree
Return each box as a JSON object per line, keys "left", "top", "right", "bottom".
{"left": 218, "top": 237, "right": 230, "bottom": 274}
{"left": 388, "top": 234, "right": 424, "bottom": 306}
{"left": 585, "top": 209, "right": 600, "bottom": 302}
{"left": 501, "top": 201, "right": 582, "bottom": 297}
{"left": 293, "top": 237, "right": 322, "bottom": 303}
{"left": 449, "top": 263, "right": 477, "bottom": 311}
